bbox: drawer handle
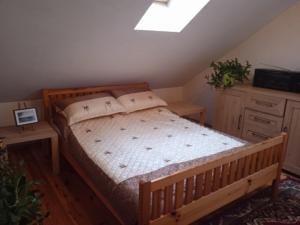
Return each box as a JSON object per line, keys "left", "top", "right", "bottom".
{"left": 254, "top": 100, "right": 274, "bottom": 108}
{"left": 249, "top": 131, "right": 268, "bottom": 139}
{"left": 251, "top": 116, "right": 272, "bottom": 125}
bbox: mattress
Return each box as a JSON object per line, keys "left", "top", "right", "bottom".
{"left": 54, "top": 107, "right": 247, "bottom": 225}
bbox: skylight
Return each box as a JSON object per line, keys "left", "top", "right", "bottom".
{"left": 135, "top": 0, "right": 210, "bottom": 32}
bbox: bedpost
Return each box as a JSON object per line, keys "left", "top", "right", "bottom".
{"left": 139, "top": 181, "right": 151, "bottom": 225}
{"left": 272, "top": 132, "right": 288, "bottom": 201}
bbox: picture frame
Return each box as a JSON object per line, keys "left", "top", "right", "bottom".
{"left": 13, "top": 108, "right": 38, "bottom": 126}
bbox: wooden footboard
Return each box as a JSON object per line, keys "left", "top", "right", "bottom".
{"left": 139, "top": 133, "right": 288, "bottom": 225}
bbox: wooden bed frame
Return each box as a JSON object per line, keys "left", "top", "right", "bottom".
{"left": 43, "top": 82, "right": 288, "bottom": 225}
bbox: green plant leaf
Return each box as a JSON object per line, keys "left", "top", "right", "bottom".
{"left": 0, "top": 159, "right": 47, "bottom": 225}
{"left": 207, "top": 58, "right": 251, "bottom": 89}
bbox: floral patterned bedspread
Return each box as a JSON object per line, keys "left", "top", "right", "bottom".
{"left": 70, "top": 107, "right": 246, "bottom": 184}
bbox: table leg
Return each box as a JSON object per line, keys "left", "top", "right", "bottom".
{"left": 51, "top": 135, "right": 60, "bottom": 174}
{"left": 199, "top": 111, "right": 206, "bottom": 125}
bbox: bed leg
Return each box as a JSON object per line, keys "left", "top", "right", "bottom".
{"left": 271, "top": 132, "right": 288, "bottom": 202}
{"left": 271, "top": 180, "right": 279, "bottom": 201}
{"left": 139, "top": 181, "right": 151, "bottom": 225}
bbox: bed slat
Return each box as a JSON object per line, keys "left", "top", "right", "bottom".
{"left": 256, "top": 151, "right": 264, "bottom": 171}
{"left": 213, "top": 167, "right": 221, "bottom": 191}
{"left": 243, "top": 155, "right": 251, "bottom": 177}
{"left": 229, "top": 161, "right": 237, "bottom": 184}
{"left": 185, "top": 177, "right": 194, "bottom": 204}
{"left": 267, "top": 147, "right": 274, "bottom": 166}
{"left": 203, "top": 170, "right": 213, "bottom": 195}
{"left": 221, "top": 163, "right": 229, "bottom": 188}
{"left": 175, "top": 181, "right": 184, "bottom": 209}
{"left": 262, "top": 149, "right": 267, "bottom": 168}
{"left": 163, "top": 185, "right": 173, "bottom": 214}
{"left": 273, "top": 145, "right": 281, "bottom": 163}
{"left": 250, "top": 153, "right": 258, "bottom": 174}
{"left": 151, "top": 190, "right": 161, "bottom": 219}
{"left": 195, "top": 174, "right": 204, "bottom": 200}
{"left": 236, "top": 158, "right": 244, "bottom": 180}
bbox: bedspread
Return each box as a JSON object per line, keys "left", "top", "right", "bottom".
{"left": 55, "top": 107, "right": 247, "bottom": 224}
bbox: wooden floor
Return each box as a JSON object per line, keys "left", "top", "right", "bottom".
{"left": 8, "top": 141, "right": 120, "bottom": 225}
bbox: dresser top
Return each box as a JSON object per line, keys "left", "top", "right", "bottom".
{"left": 231, "top": 85, "right": 300, "bottom": 101}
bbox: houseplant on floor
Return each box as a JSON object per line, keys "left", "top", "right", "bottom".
{"left": 206, "top": 58, "right": 251, "bottom": 89}
{"left": 0, "top": 155, "right": 47, "bottom": 225}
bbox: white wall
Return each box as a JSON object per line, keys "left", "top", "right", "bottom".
{"left": 0, "top": 0, "right": 295, "bottom": 102}
{"left": 183, "top": 2, "right": 300, "bottom": 125}
{"left": 0, "top": 87, "right": 183, "bottom": 127}
{"left": 153, "top": 87, "right": 183, "bottom": 103}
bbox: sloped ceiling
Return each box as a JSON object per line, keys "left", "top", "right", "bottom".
{"left": 0, "top": 0, "right": 297, "bottom": 101}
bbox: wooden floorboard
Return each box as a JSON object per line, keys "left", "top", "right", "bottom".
{"left": 8, "top": 142, "right": 120, "bottom": 225}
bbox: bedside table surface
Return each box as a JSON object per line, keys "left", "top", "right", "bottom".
{"left": 0, "top": 121, "right": 57, "bottom": 145}
{"left": 167, "top": 102, "right": 205, "bottom": 116}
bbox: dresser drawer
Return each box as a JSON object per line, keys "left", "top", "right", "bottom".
{"left": 242, "top": 122, "right": 282, "bottom": 142}
{"left": 243, "top": 109, "right": 283, "bottom": 133}
{"left": 242, "top": 128, "right": 270, "bottom": 143}
{"left": 245, "top": 93, "right": 286, "bottom": 116}
{"left": 242, "top": 109, "right": 283, "bottom": 142}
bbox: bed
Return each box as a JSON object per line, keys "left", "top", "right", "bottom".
{"left": 43, "top": 82, "right": 288, "bottom": 225}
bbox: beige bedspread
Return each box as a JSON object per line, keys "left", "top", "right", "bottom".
{"left": 70, "top": 107, "right": 245, "bottom": 184}
{"left": 55, "top": 107, "right": 247, "bottom": 225}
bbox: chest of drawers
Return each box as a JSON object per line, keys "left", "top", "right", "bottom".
{"left": 213, "top": 85, "right": 300, "bottom": 176}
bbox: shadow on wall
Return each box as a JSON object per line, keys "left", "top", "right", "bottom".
{"left": 183, "top": 68, "right": 216, "bottom": 126}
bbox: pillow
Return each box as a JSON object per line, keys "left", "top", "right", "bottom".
{"left": 113, "top": 90, "right": 167, "bottom": 113}
{"left": 54, "top": 92, "right": 126, "bottom": 125}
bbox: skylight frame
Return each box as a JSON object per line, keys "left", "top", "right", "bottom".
{"left": 135, "top": 0, "right": 210, "bottom": 33}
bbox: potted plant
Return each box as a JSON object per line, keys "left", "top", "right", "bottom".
{"left": 0, "top": 159, "right": 48, "bottom": 225}
{"left": 206, "top": 58, "right": 251, "bottom": 89}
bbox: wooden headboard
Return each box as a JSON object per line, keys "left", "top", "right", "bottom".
{"left": 42, "top": 82, "right": 149, "bottom": 121}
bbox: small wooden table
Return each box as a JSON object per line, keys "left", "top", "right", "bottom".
{"left": 0, "top": 121, "right": 59, "bottom": 174}
{"left": 167, "top": 102, "right": 206, "bottom": 125}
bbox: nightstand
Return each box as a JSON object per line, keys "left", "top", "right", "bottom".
{"left": 0, "top": 121, "right": 59, "bottom": 174}
{"left": 167, "top": 102, "right": 206, "bottom": 125}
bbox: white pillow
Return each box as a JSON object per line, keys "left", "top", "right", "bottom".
{"left": 115, "top": 91, "right": 167, "bottom": 113}
{"left": 55, "top": 93, "right": 126, "bottom": 125}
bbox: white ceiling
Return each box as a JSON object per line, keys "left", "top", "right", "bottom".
{"left": 0, "top": 0, "right": 297, "bottom": 101}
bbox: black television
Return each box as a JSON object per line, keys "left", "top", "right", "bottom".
{"left": 253, "top": 69, "right": 300, "bottom": 93}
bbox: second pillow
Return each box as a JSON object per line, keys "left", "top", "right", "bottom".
{"left": 113, "top": 90, "right": 167, "bottom": 113}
